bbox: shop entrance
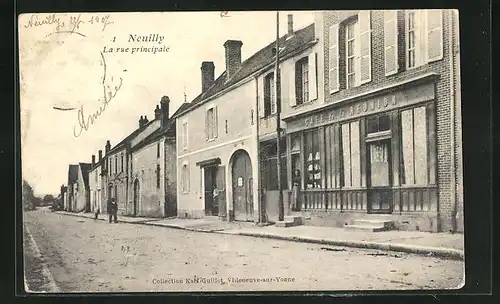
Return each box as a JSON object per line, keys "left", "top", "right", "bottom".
{"left": 204, "top": 166, "right": 219, "bottom": 216}
{"left": 367, "top": 139, "right": 393, "bottom": 213}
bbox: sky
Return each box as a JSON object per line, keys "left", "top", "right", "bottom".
{"left": 18, "top": 11, "right": 315, "bottom": 196}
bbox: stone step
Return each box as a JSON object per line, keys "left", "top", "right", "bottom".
{"left": 275, "top": 221, "right": 297, "bottom": 228}
{"left": 284, "top": 215, "right": 303, "bottom": 225}
{"left": 344, "top": 224, "right": 389, "bottom": 232}
{"left": 354, "top": 219, "right": 394, "bottom": 229}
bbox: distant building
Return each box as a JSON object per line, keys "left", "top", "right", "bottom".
{"left": 66, "top": 163, "right": 91, "bottom": 212}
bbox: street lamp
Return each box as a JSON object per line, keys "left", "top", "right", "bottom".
{"left": 275, "top": 11, "right": 284, "bottom": 222}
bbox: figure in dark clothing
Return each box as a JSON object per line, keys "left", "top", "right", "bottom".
{"left": 291, "top": 169, "right": 301, "bottom": 211}
{"left": 108, "top": 197, "right": 118, "bottom": 223}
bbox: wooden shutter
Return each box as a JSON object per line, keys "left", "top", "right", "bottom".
{"left": 308, "top": 52, "right": 318, "bottom": 101}
{"left": 213, "top": 106, "right": 218, "bottom": 138}
{"left": 204, "top": 110, "right": 209, "bottom": 141}
{"left": 258, "top": 76, "right": 266, "bottom": 118}
{"left": 328, "top": 24, "right": 339, "bottom": 93}
{"left": 427, "top": 9, "right": 443, "bottom": 62}
{"left": 288, "top": 65, "right": 297, "bottom": 107}
{"left": 384, "top": 10, "right": 399, "bottom": 76}
{"left": 358, "top": 10, "right": 372, "bottom": 84}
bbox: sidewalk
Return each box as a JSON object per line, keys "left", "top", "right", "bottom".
{"left": 55, "top": 211, "right": 464, "bottom": 261}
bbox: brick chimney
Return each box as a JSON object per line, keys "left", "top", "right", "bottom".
{"left": 144, "top": 116, "right": 149, "bottom": 124}
{"left": 92, "top": 155, "right": 95, "bottom": 166}
{"left": 160, "top": 96, "right": 170, "bottom": 128}
{"left": 154, "top": 105, "right": 161, "bottom": 120}
{"left": 201, "top": 61, "right": 215, "bottom": 92}
{"left": 98, "top": 150, "right": 103, "bottom": 162}
{"left": 287, "top": 14, "right": 294, "bottom": 36}
{"left": 139, "top": 115, "right": 144, "bottom": 128}
{"left": 223, "top": 40, "right": 243, "bottom": 80}
{"left": 105, "top": 140, "right": 111, "bottom": 154}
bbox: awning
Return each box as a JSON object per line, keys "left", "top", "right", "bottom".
{"left": 196, "top": 157, "right": 221, "bottom": 167}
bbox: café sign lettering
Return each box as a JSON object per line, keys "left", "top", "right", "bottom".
{"left": 304, "top": 94, "right": 397, "bottom": 128}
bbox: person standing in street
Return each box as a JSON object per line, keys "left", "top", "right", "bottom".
{"left": 107, "top": 197, "right": 118, "bottom": 223}
{"left": 93, "top": 198, "right": 100, "bottom": 220}
{"left": 291, "top": 169, "right": 301, "bottom": 212}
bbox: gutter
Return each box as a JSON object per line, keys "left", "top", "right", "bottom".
{"left": 449, "top": 11, "right": 457, "bottom": 233}
{"left": 172, "top": 39, "right": 319, "bottom": 119}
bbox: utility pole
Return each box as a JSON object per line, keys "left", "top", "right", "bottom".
{"left": 275, "top": 11, "right": 284, "bottom": 222}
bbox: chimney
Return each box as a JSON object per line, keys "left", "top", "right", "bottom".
{"left": 223, "top": 40, "right": 243, "bottom": 80}
{"left": 105, "top": 140, "right": 111, "bottom": 154}
{"left": 92, "top": 155, "right": 95, "bottom": 166}
{"left": 160, "top": 96, "right": 170, "bottom": 127}
{"left": 98, "top": 150, "right": 103, "bottom": 162}
{"left": 139, "top": 115, "right": 144, "bottom": 128}
{"left": 154, "top": 105, "right": 161, "bottom": 120}
{"left": 201, "top": 61, "right": 215, "bottom": 92}
{"left": 287, "top": 14, "right": 294, "bottom": 36}
{"left": 144, "top": 116, "right": 149, "bottom": 124}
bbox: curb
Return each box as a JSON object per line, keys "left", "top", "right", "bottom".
{"left": 231, "top": 232, "right": 464, "bottom": 261}
{"left": 55, "top": 212, "right": 463, "bottom": 261}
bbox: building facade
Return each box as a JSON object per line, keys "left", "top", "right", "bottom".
{"left": 277, "top": 10, "right": 462, "bottom": 232}
{"left": 65, "top": 163, "right": 91, "bottom": 212}
{"left": 88, "top": 151, "right": 104, "bottom": 214}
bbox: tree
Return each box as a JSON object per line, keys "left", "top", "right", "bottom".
{"left": 43, "top": 194, "right": 55, "bottom": 202}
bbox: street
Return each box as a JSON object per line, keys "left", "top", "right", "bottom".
{"left": 23, "top": 208, "right": 464, "bottom": 292}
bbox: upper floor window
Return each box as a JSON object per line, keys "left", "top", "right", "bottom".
{"left": 295, "top": 57, "right": 309, "bottom": 105}
{"left": 263, "top": 72, "right": 276, "bottom": 116}
{"left": 120, "top": 153, "right": 124, "bottom": 172}
{"left": 404, "top": 10, "right": 443, "bottom": 70}
{"left": 157, "top": 143, "right": 160, "bottom": 158}
{"left": 205, "top": 106, "right": 218, "bottom": 141}
{"left": 109, "top": 158, "right": 112, "bottom": 174}
{"left": 181, "top": 120, "right": 188, "bottom": 150}
{"left": 329, "top": 11, "right": 372, "bottom": 93}
{"left": 114, "top": 156, "right": 118, "bottom": 174}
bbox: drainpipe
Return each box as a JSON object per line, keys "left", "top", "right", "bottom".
{"left": 255, "top": 75, "right": 264, "bottom": 224}
{"left": 448, "top": 10, "right": 457, "bottom": 233}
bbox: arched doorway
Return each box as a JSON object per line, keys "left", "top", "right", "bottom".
{"left": 133, "top": 179, "right": 140, "bottom": 216}
{"left": 231, "top": 149, "right": 253, "bottom": 221}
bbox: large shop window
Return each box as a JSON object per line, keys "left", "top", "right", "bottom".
{"left": 304, "top": 129, "right": 322, "bottom": 189}
{"left": 401, "top": 106, "right": 428, "bottom": 185}
{"left": 341, "top": 121, "right": 361, "bottom": 187}
{"left": 261, "top": 139, "right": 288, "bottom": 191}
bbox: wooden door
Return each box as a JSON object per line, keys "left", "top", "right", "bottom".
{"left": 204, "top": 167, "right": 218, "bottom": 216}
{"left": 367, "top": 139, "right": 393, "bottom": 213}
{"left": 133, "top": 180, "right": 139, "bottom": 216}
{"left": 215, "top": 166, "right": 226, "bottom": 218}
{"left": 232, "top": 150, "right": 253, "bottom": 221}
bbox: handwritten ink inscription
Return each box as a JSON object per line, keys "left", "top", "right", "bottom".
{"left": 23, "top": 13, "right": 114, "bottom": 37}
{"left": 73, "top": 52, "right": 123, "bottom": 137}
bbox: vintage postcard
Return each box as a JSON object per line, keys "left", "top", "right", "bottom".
{"left": 19, "top": 10, "right": 465, "bottom": 293}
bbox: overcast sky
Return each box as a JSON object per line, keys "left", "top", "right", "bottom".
{"left": 19, "top": 11, "right": 315, "bottom": 196}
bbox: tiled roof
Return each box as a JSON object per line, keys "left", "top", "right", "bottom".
{"left": 172, "top": 23, "right": 315, "bottom": 118}
{"left": 108, "top": 119, "right": 156, "bottom": 154}
{"left": 79, "top": 162, "right": 92, "bottom": 190}
{"left": 68, "top": 164, "right": 79, "bottom": 185}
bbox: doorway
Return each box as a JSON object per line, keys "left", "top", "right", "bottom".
{"left": 204, "top": 166, "right": 218, "bottom": 216}
{"left": 367, "top": 139, "right": 393, "bottom": 213}
{"left": 133, "top": 179, "right": 140, "bottom": 216}
{"left": 231, "top": 150, "right": 253, "bottom": 221}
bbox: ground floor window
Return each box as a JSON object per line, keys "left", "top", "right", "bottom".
{"left": 181, "top": 163, "right": 190, "bottom": 193}
{"left": 304, "top": 128, "right": 322, "bottom": 189}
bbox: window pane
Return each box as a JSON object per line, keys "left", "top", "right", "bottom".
{"left": 367, "top": 116, "right": 378, "bottom": 133}
{"left": 347, "top": 23, "right": 355, "bottom": 39}
{"left": 413, "top": 107, "right": 428, "bottom": 184}
{"left": 348, "top": 41, "right": 354, "bottom": 56}
{"left": 341, "top": 123, "right": 351, "bottom": 187}
{"left": 401, "top": 110, "right": 415, "bottom": 184}
{"left": 348, "top": 74, "right": 355, "bottom": 89}
{"left": 350, "top": 121, "right": 361, "bottom": 187}
{"left": 379, "top": 114, "right": 391, "bottom": 131}
{"left": 348, "top": 58, "right": 354, "bottom": 73}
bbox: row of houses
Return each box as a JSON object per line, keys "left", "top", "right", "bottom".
{"left": 60, "top": 10, "right": 463, "bottom": 233}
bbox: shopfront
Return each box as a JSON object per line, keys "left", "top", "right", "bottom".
{"left": 282, "top": 78, "right": 439, "bottom": 230}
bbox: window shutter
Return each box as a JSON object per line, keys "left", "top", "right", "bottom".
{"left": 358, "top": 10, "right": 372, "bottom": 84}
{"left": 328, "top": 24, "right": 339, "bottom": 93}
{"left": 258, "top": 76, "right": 266, "bottom": 118}
{"left": 308, "top": 52, "right": 318, "bottom": 101}
{"left": 213, "top": 106, "right": 218, "bottom": 138}
{"left": 288, "top": 65, "right": 297, "bottom": 107}
{"left": 427, "top": 9, "right": 443, "bottom": 62}
{"left": 384, "top": 10, "right": 399, "bottom": 76}
{"left": 205, "top": 111, "right": 209, "bottom": 141}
